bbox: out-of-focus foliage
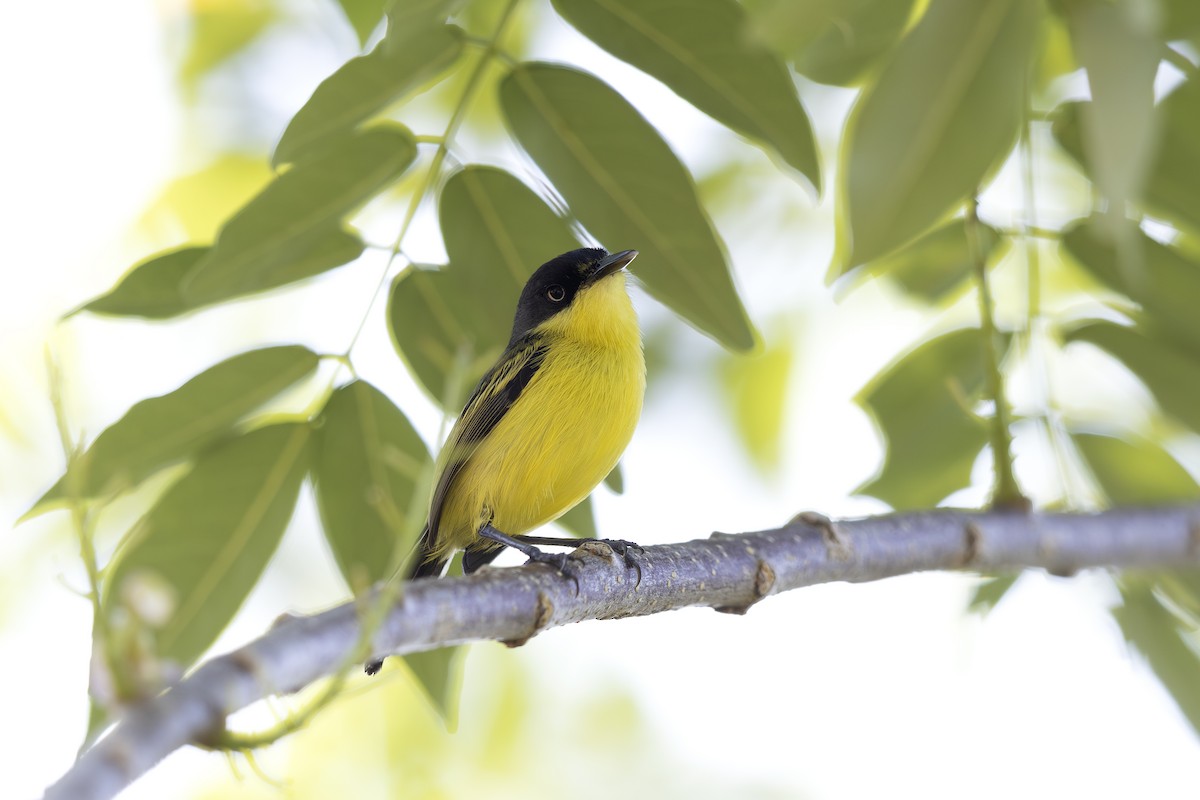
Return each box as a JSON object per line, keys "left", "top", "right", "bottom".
{"left": 30, "top": 0, "right": 1200, "bottom": 769}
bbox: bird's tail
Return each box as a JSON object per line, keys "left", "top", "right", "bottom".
{"left": 406, "top": 523, "right": 446, "bottom": 580}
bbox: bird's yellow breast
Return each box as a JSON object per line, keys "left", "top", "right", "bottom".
{"left": 433, "top": 273, "right": 644, "bottom": 558}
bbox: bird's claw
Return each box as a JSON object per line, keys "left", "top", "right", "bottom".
{"left": 595, "top": 538, "right": 644, "bottom": 585}
{"left": 524, "top": 549, "right": 582, "bottom": 594}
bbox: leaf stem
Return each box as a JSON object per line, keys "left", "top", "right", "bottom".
{"left": 965, "top": 197, "right": 1026, "bottom": 509}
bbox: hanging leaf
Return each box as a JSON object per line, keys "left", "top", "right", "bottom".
{"left": 1066, "top": 0, "right": 1161, "bottom": 234}
{"left": 556, "top": 495, "right": 597, "bottom": 539}
{"left": 856, "top": 328, "right": 1000, "bottom": 509}
{"left": 836, "top": 0, "right": 1038, "bottom": 269}
{"left": 859, "top": 218, "right": 1007, "bottom": 302}
{"left": 551, "top": 0, "right": 820, "bottom": 190}
{"left": 273, "top": 26, "right": 463, "bottom": 166}
{"left": 1064, "top": 320, "right": 1200, "bottom": 433}
{"left": 314, "top": 381, "right": 432, "bottom": 587}
{"left": 501, "top": 63, "right": 755, "bottom": 350}
{"left": 385, "top": 0, "right": 466, "bottom": 51}
{"left": 1061, "top": 219, "right": 1200, "bottom": 354}
{"left": 335, "top": 0, "right": 389, "bottom": 45}
{"left": 103, "top": 423, "right": 311, "bottom": 669}
{"left": 401, "top": 554, "right": 467, "bottom": 725}
{"left": 1114, "top": 586, "right": 1200, "bottom": 738}
{"left": 604, "top": 463, "right": 624, "bottom": 494}
{"left": 74, "top": 247, "right": 206, "bottom": 320}
{"left": 796, "top": 0, "right": 918, "bottom": 87}
{"left": 184, "top": 124, "right": 416, "bottom": 305}
{"left": 1072, "top": 431, "right": 1200, "bottom": 505}
{"left": 179, "top": 0, "right": 275, "bottom": 90}
{"left": 968, "top": 574, "right": 1020, "bottom": 614}
{"left": 138, "top": 153, "right": 274, "bottom": 242}
{"left": 26, "top": 346, "right": 319, "bottom": 518}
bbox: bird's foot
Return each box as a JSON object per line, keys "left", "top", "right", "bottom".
{"left": 592, "top": 538, "right": 644, "bottom": 585}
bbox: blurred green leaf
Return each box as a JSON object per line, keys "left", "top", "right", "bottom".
{"left": 856, "top": 328, "right": 999, "bottom": 509}
{"left": 1114, "top": 586, "right": 1200, "bottom": 737}
{"left": 1067, "top": 1, "right": 1161, "bottom": 235}
{"left": 501, "top": 63, "right": 755, "bottom": 350}
{"left": 1054, "top": 80, "right": 1200, "bottom": 238}
{"left": 551, "top": 0, "right": 820, "bottom": 190}
{"left": 402, "top": 553, "right": 466, "bottom": 725}
{"left": 862, "top": 218, "right": 1007, "bottom": 302}
{"left": 794, "top": 0, "right": 918, "bottom": 87}
{"left": 968, "top": 574, "right": 1019, "bottom": 614}
{"left": 104, "top": 423, "right": 310, "bottom": 668}
{"left": 1064, "top": 320, "right": 1200, "bottom": 433}
{"left": 556, "top": 495, "right": 598, "bottom": 539}
{"left": 1062, "top": 219, "right": 1200, "bottom": 354}
{"left": 1163, "top": 0, "right": 1200, "bottom": 40}
{"left": 1073, "top": 431, "right": 1199, "bottom": 505}
{"left": 273, "top": 26, "right": 463, "bottom": 166}
{"left": 27, "top": 346, "right": 319, "bottom": 518}
{"left": 314, "top": 381, "right": 431, "bottom": 587}
{"left": 184, "top": 124, "right": 416, "bottom": 304}
{"left": 718, "top": 335, "right": 793, "bottom": 473}
{"left": 836, "top": 0, "right": 1038, "bottom": 270}
{"left": 604, "top": 463, "right": 624, "bottom": 494}
{"left": 385, "top": 0, "right": 465, "bottom": 51}
{"left": 336, "top": 0, "right": 389, "bottom": 45}
{"left": 180, "top": 0, "right": 275, "bottom": 90}
{"left": 75, "top": 247, "right": 206, "bottom": 320}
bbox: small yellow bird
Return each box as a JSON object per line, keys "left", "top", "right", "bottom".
{"left": 410, "top": 247, "right": 645, "bottom": 578}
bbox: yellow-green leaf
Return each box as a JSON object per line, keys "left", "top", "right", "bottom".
{"left": 273, "top": 27, "right": 463, "bottom": 166}
{"left": 501, "top": 63, "right": 755, "bottom": 350}
{"left": 27, "top": 346, "right": 319, "bottom": 518}
{"left": 1073, "top": 431, "right": 1199, "bottom": 506}
{"left": 718, "top": 335, "right": 793, "bottom": 473}
{"left": 314, "top": 381, "right": 431, "bottom": 587}
{"left": 857, "top": 218, "right": 1007, "bottom": 301}
{"left": 336, "top": 0, "right": 389, "bottom": 45}
{"left": 104, "top": 423, "right": 310, "bottom": 668}
{"left": 551, "top": 0, "right": 820, "bottom": 189}
{"left": 179, "top": 0, "right": 275, "bottom": 90}
{"left": 795, "top": 0, "right": 918, "bottom": 87}
{"left": 837, "top": 0, "right": 1038, "bottom": 269}
{"left": 557, "top": 495, "right": 597, "bottom": 539}
{"left": 75, "top": 247, "right": 206, "bottom": 320}
{"left": 184, "top": 124, "right": 416, "bottom": 304}
{"left": 856, "top": 328, "right": 998, "bottom": 508}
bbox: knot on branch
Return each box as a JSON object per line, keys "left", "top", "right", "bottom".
{"left": 502, "top": 591, "right": 555, "bottom": 648}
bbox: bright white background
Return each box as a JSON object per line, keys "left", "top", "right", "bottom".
{"left": 3, "top": 1, "right": 1198, "bottom": 798}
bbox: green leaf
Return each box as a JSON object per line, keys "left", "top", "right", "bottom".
{"left": 27, "top": 346, "right": 319, "bottom": 518}
{"left": 837, "top": 0, "right": 1038, "bottom": 269}
{"left": 556, "top": 495, "right": 597, "bottom": 539}
{"left": 604, "top": 463, "right": 624, "bottom": 494}
{"left": 718, "top": 335, "right": 793, "bottom": 473}
{"left": 968, "top": 574, "right": 1019, "bottom": 614}
{"left": 273, "top": 26, "right": 463, "bottom": 166}
{"left": 184, "top": 124, "right": 416, "bottom": 304}
{"left": 1064, "top": 320, "right": 1200, "bottom": 433}
{"left": 501, "top": 63, "right": 755, "bottom": 350}
{"left": 1054, "top": 80, "right": 1200, "bottom": 238}
{"left": 314, "top": 381, "right": 431, "bottom": 587}
{"left": 403, "top": 553, "right": 466, "bottom": 725}
{"left": 1066, "top": 0, "right": 1161, "bottom": 235}
{"left": 74, "top": 247, "right": 206, "bottom": 320}
{"left": 1062, "top": 219, "right": 1200, "bottom": 354}
{"left": 336, "top": 0, "right": 389, "bottom": 45}
{"left": 795, "top": 0, "right": 918, "bottom": 87}
{"left": 1073, "top": 431, "right": 1199, "bottom": 505}
{"left": 856, "top": 328, "right": 997, "bottom": 509}
{"left": 1163, "top": 0, "right": 1200, "bottom": 41}
{"left": 1114, "top": 586, "right": 1200, "bottom": 737}
{"left": 550, "top": 0, "right": 820, "bottom": 190}
{"left": 385, "top": 0, "right": 465, "bottom": 52}
{"left": 861, "top": 218, "right": 1007, "bottom": 302}
{"left": 104, "top": 423, "right": 311, "bottom": 668}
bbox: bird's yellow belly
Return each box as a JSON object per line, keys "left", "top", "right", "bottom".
{"left": 436, "top": 338, "right": 644, "bottom": 555}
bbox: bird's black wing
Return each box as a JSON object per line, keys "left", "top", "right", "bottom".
{"left": 425, "top": 335, "right": 548, "bottom": 547}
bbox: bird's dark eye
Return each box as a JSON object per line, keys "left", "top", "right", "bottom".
{"left": 546, "top": 284, "right": 566, "bottom": 302}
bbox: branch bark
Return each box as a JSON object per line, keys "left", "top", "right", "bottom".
{"left": 45, "top": 506, "right": 1200, "bottom": 800}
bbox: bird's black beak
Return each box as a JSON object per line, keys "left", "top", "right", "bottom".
{"left": 586, "top": 249, "right": 638, "bottom": 286}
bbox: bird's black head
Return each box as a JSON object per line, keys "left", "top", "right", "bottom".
{"left": 509, "top": 248, "right": 637, "bottom": 344}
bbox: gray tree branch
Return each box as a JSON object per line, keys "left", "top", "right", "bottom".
{"left": 45, "top": 506, "right": 1200, "bottom": 800}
